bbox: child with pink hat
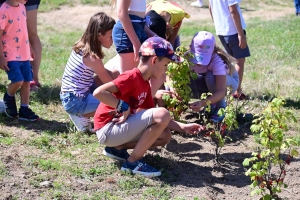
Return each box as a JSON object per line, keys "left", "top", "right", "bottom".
{"left": 188, "top": 31, "right": 239, "bottom": 122}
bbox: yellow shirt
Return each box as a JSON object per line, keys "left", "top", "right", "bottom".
{"left": 147, "top": 0, "right": 190, "bottom": 27}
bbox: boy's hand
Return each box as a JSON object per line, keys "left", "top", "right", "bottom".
{"left": 112, "top": 109, "right": 130, "bottom": 124}
{"left": 0, "top": 56, "right": 9, "bottom": 71}
{"left": 155, "top": 90, "right": 173, "bottom": 100}
{"left": 182, "top": 123, "right": 204, "bottom": 135}
{"left": 189, "top": 100, "right": 205, "bottom": 112}
{"left": 238, "top": 34, "right": 247, "bottom": 49}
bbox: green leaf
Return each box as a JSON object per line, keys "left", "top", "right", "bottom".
{"left": 262, "top": 194, "right": 271, "bottom": 200}
{"left": 243, "top": 158, "right": 250, "bottom": 166}
{"left": 291, "top": 149, "right": 299, "bottom": 157}
{"left": 250, "top": 189, "right": 262, "bottom": 196}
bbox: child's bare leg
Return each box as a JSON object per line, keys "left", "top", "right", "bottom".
{"left": 119, "top": 53, "right": 139, "bottom": 73}
{"left": 116, "top": 129, "right": 172, "bottom": 150}
{"left": 235, "top": 58, "right": 245, "bottom": 93}
{"left": 7, "top": 81, "right": 23, "bottom": 95}
{"left": 20, "top": 82, "right": 30, "bottom": 105}
{"left": 126, "top": 107, "right": 171, "bottom": 162}
{"left": 27, "top": 9, "right": 42, "bottom": 86}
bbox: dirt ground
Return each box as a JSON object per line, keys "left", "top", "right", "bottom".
{"left": 1, "top": 2, "right": 300, "bottom": 200}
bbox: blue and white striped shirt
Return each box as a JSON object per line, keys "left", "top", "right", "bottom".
{"left": 61, "top": 50, "right": 94, "bottom": 97}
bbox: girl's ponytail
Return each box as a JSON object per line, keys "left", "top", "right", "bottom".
{"left": 214, "top": 46, "right": 236, "bottom": 76}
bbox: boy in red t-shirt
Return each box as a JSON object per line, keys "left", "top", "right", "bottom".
{"left": 93, "top": 37, "right": 203, "bottom": 177}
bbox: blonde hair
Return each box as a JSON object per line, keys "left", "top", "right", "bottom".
{"left": 214, "top": 46, "right": 236, "bottom": 76}
{"left": 73, "top": 12, "right": 115, "bottom": 59}
{"left": 160, "top": 11, "right": 173, "bottom": 39}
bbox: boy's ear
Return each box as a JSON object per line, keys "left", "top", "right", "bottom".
{"left": 152, "top": 56, "right": 158, "bottom": 65}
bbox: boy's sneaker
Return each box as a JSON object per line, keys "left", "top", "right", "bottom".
{"left": 103, "top": 147, "right": 130, "bottom": 161}
{"left": 68, "top": 114, "right": 94, "bottom": 133}
{"left": 121, "top": 159, "right": 161, "bottom": 177}
{"left": 19, "top": 107, "right": 39, "bottom": 121}
{"left": 3, "top": 93, "right": 18, "bottom": 118}
{"left": 191, "top": 0, "right": 203, "bottom": 7}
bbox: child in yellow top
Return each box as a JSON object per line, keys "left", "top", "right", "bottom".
{"left": 146, "top": 0, "right": 190, "bottom": 48}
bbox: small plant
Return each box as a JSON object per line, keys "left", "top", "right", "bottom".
{"left": 201, "top": 90, "right": 238, "bottom": 164}
{"left": 243, "top": 98, "right": 299, "bottom": 199}
{"left": 162, "top": 46, "right": 197, "bottom": 120}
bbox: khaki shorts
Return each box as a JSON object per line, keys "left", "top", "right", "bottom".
{"left": 96, "top": 109, "right": 154, "bottom": 147}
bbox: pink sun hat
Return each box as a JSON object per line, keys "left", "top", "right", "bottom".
{"left": 190, "top": 31, "right": 215, "bottom": 66}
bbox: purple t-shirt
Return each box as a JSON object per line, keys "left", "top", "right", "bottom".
{"left": 190, "top": 52, "right": 228, "bottom": 75}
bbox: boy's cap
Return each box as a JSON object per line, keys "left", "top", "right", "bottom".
{"left": 139, "top": 36, "right": 184, "bottom": 63}
{"left": 146, "top": 10, "right": 166, "bottom": 39}
{"left": 190, "top": 31, "right": 215, "bottom": 66}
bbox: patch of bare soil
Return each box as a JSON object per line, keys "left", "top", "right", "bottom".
{"left": 1, "top": 116, "right": 300, "bottom": 199}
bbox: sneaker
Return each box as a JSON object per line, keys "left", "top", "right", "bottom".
{"left": 30, "top": 80, "right": 41, "bottom": 92}
{"left": 19, "top": 107, "right": 39, "bottom": 121}
{"left": 210, "top": 107, "right": 225, "bottom": 123}
{"left": 191, "top": 0, "right": 203, "bottom": 7}
{"left": 121, "top": 159, "right": 161, "bottom": 177}
{"left": 232, "top": 92, "right": 249, "bottom": 100}
{"left": 103, "top": 147, "right": 130, "bottom": 161}
{"left": 68, "top": 114, "right": 94, "bottom": 133}
{"left": 3, "top": 93, "right": 18, "bottom": 118}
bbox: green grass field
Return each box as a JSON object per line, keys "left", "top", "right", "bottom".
{"left": 0, "top": 0, "right": 299, "bottom": 199}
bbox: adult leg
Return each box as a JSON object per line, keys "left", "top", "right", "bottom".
{"left": 27, "top": 9, "right": 42, "bottom": 87}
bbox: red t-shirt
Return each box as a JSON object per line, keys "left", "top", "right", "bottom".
{"left": 94, "top": 68, "right": 155, "bottom": 130}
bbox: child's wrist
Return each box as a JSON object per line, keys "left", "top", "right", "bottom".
{"left": 117, "top": 100, "right": 129, "bottom": 113}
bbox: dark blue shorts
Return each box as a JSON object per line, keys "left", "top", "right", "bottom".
{"left": 6, "top": 61, "right": 33, "bottom": 83}
{"left": 25, "top": 0, "right": 41, "bottom": 11}
{"left": 218, "top": 30, "right": 251, "bottom": 59}
{"left": 112, "top": 14, "right": 148, "bottom": 53}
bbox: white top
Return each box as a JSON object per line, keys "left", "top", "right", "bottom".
{"left": 61, "top": 50, "right": 95, "bottom": 97}
{"left": 117, "top": 0, "right": 146, "bottom": 12}
{"left": 209, "top": 0, "right": 246, "bottom": 36}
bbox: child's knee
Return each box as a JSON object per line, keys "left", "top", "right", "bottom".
{"left": 153, "top": 107, "right": 170, "bottom": 124}
{"left": 11, "top": 81, "right": 23, "bottom": 88}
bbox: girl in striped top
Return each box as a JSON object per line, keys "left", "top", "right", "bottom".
{"left": 60, "top": 12, "right": 119, "bottom": 133}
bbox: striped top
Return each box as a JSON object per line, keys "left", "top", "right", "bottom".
{"left": 61, "top": 50, "right": 94, "bottom": 97}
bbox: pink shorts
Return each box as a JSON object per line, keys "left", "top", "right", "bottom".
{"left": 96, "top": 109, "right": 154, "bottom": 147}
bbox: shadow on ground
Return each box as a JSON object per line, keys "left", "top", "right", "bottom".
{"left": 0, "top": 114, "right": 69, "bottom": 134}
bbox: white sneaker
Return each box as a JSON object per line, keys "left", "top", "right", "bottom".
{"left": 191, "top": 0, "right": 203, "bottom": 7}
{"left": 68, "top": 114, "right": 95, "bottom": 133}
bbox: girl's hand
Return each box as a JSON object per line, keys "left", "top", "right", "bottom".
{"left": 182, "top": 123, "right": 204, "bottom": 135}
{"left": 189, "top": 100, "right": 206, "bottom": 112}
{"left": 133, "top": 40, "right": 141, "bottom": 62}
{"left": 112, "top": 109, "right": 131, "bottom": 124}
{"left": 30, "top": 45, "right": 35, "bottom": 61}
